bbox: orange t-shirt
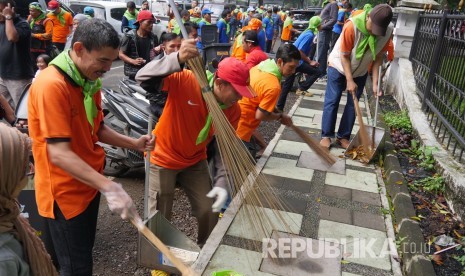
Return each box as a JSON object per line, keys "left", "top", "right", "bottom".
{"left": 47, "top": 11, "right": 73, "bottom": 43}
{"left": 28, "top": 66, "right": 105, "bottom": 220}
{"left": 350, "top": 10, "right": 364, "bottom": 17}
{"left": 340, "top": 21, "right": 390, "bottom": 56}
{"left": 151, "top": 69, "right": 240, "bottom": 169}
{"left": 281, "top": 23, "right": 292, "bottom": 41}
{"left": 236, "top": 66, "right": 281, "bottom": 142}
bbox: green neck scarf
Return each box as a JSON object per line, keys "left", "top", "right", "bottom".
{"left": 322, "top": 0, "right": 329, "bottom": 7}
{"left": 30, "top": 12, "right": 46, "bottom": 29}
{"left": 196, "top": 71, "right": 227, "bottom": 145}
{"left": 50, "top": 51, "right": 102, "bottom": 133}
{"left": 49, "top": 9, "right": 66, "bottom": 26}
{"left": 201, "top": 18, "right": 211, "bottom": 25}
{"left": 124, "top": 10, "right": 138, "bottom": 21}
{"left": 352, "top": 11, "right": 377, "bottom": 61}
{"left": 219, "top": 18, "right": 230, "bottom": 34}
{"left": 235, "top": 32, "right": 244, "bottom": 47}
{"left": 257, "top": 59, "right": 282, "bottom": 82}
{"left": 283, "top": 16, "right": 292, "bottom": 28}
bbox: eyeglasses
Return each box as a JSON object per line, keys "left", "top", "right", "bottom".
{"left": 26, "top": 162, "right": 35, "bottom": 177}
{"left": 245, "top": 39, "right": 255, "bottom": 43}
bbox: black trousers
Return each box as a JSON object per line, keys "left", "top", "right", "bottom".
{"left": 46, "top": 194, "right": 100, "bottom": 276}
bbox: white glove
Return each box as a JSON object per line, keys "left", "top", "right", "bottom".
{"left": 100, "top": 182, "right": 137, "bottom": 219}
{"left": 206, "top": 187, "right": 228, "bottom": 213}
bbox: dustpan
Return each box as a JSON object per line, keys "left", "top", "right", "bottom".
{"left": 345, "top": 67, "right": 386, "bottom": 163}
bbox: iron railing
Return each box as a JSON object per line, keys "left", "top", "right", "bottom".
{"left": 410, "top": 9, "right": 465, "bottom": 162}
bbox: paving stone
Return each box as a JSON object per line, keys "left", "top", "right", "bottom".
{"left": 352, "top": 190, "right": 381, "bottom": 206}
{"left": 297, "top": 151, "right": 346, "bottom": 175}
{"left": 273, "top": 140, "right": 308, "bottom": 156}
{"left": 326, "top": 169, "right": 379, "bottom": 194}
{"left": 263, "top": 157, "right": 314, "bottom": 182}
{"left": 307, "top": 88, "right": 326, "bottom": 96}
{"left": 294, "top": 107, "right": 319, "bottom": 118}
{"left": 318, "top": 220, "right": 391, "bottom": 271}
{"left": 342, "top": 273, "right": 362, "bottom": 276}
{"left": 292, "top": 115, "right": 315, "bottom": 128}
{"left": 203, "top": 245, "right": 275, "bottom": 276}
{"left": 260, "top": 231, "right": 342, "bottom": 276}
{"left": 300, "top": 100, "right": 326, "bottom": 111}
{"left": 353, "top": 211, "right": 385, "bottom": 231}
{"left": 284, "top": 177, "right": 313, "bottom": 194}
{"left": 227, "top": 205, "right": 303, "bottom": 241}
{"left": 322, "top": 185, "right": 352, "bottom": 201}
{"left": 263, "top": 174, "right": 287, "bottom": 190}
{"left": 319, "top": 204, "right": 352, "bottom": 224}
{"left": 253, "top": 189, "right": 308, "bottom": 214}
{"left": 280, "top": 128, "right": 306, "bottom": 141}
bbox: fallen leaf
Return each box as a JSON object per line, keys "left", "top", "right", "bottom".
{"left": 431, "top": 254, "right": 443, "bottom": 265}
{"left": 316, "top": 198, "right": 321, "bottom": 203}
{"left": 408, "top": 169, "right": 416, "bottom": 174}
{"left": 341, "top": 260, "right": 350, "bottom": 264}
{"left": 411, "top": 216, "right": 422, "bottom": 221}
{"left": 363, "top": 205, "right": 369, "bottom": 209}
{"left": 454, "top": 229, "right": 462, "bottom": 238}
{"left": 439, "top": 210, "right": 450, "bottom": 215}
{"left": 396, "top": 180, "right": 403, "bottom": 185}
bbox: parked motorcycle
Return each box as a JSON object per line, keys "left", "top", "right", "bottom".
{"left": 101, "top": 87, "right": 154, "bottom": 176}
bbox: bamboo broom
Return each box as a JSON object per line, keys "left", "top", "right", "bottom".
{"left": 289, "top": 124, "right": 336, "bottom": 165}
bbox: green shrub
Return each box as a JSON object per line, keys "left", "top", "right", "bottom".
{"left": 383, "top": 111, "right": 413, "bottom": 133}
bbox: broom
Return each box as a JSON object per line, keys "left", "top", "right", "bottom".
{"left": 289, "top": 124, "right": 336, "bottom": 164}
{"left": 351, "top": 91, "right": 372, "bottom": 162}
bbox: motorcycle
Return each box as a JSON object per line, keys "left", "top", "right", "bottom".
{"left": 100, "top": 87, "right": 155, "bottom": 177}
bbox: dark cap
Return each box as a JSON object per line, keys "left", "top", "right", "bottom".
{"left": 369, "top": 4, "right": 393, "bottom": 36}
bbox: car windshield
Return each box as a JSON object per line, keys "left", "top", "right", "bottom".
{"left": 201, "top": 3, "right": 223, "bottom": 16}
{"left": 293, "top": 12, "right": 314, "bottom": 22}
{"left": 70, "top": 5, "right": 106, "bottom": 20}
{"left": 110, "top": 8, "right": 127, "bottom": 21}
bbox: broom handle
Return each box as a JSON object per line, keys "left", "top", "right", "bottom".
{"left": 130, "top": 218, "right": 198, "bottom": 276}
{"left": 374, "top": 66, "right": 382, "bottom": 128}
{"left": 351, "top": 92, "right": 371, "bottom": 154}
{"left": 168, "top": 0, "right": 189, "bottom": 39}
{"left": 144, "top": 115, "right": 153, "bottom": 221}
{"left": 289, "top": 124, "right": 336, "bottom": 165}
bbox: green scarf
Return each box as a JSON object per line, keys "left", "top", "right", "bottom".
{"left": 124, "top": 10, "right": 138, "bottom": 21}
{"left": 363, "top": 4, "right": 373, "bottom": 12}
{"left": 257, "top": 59, "right": 282, "bottom": 83}
{"left": 219, "top": 18, "right": 230, "bottom": 34}
{"left": 190, "top": 17, "right": 201, "bottom": 24}
{"left": 352, "top": 11, "right": 377, "bottom": 61}
{"left": 283, "top": 16, "right": 293, "bottom": 28}
{"left": 306, "top": 15, "right": 321, "bottom": 34}
{"left": 48, "top": 9, "right": 66, "bottom": 26}
{"left": 30, "top": 12, "right": 46, "bottom": 29}
{"left": 171, "top": 19, "right": 186, "bottom": 35}
{"left": 235, "top": 32, "right": 244, "bottom": 47}
{"left": 50, "top": 51, "right": 102, "bottom": 133}
{"left": 196, "top": 71, "right": 227, "bottom": 145}
{"left": 200, "top": 18, "right": 211, "bottom": 25}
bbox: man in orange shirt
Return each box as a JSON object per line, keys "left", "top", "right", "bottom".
{"left": 28, "top": 19, "right": 154, "bottom": 275}
{"left": 236, "top": 44, "right": 300, "bottom": 156}
{"left": 281, "top": 12, "right": 299, "bottom": 43}
{"left": 136, "top": 40, "right": 254, "bottom": 246}
{"left": 47, "top": 0, "right": 73, "bottom": 51}
{"left": 320, "top": 4, "right": 393, "bottom": 149}
{"left": 231, "top": 18, "right": 262, "bottom": 62}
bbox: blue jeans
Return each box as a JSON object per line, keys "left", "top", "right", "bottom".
{"left": 321, "top": 67, "right": 368, "bottom": 140}
{"left": 317, "top": 29, "right": 332, "bottom": 77}
{"left": 276, "top": 62, "right": 321, "bottom": 110}
{"left": 46, "top": 194, "right": 100, "bottom": 276}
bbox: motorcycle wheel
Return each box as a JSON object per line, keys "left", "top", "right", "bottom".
{"left": 103, "top": 157, "right": 130, "bottom": 177}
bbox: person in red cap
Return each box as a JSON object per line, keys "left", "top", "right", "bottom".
{"left": 46, "top": 0, "right": 73, "bottom": 51}
{"left": 320, "top": 4, "right": 393, "bottom": 149}
{"left": 119, "top": 10, "right": 159, "bottom": 80}
{"left": 135, "top": 39, "right": 254, "bottom": 246}
{"left": 236, "top": 44, "right": 299, "bottom": 157}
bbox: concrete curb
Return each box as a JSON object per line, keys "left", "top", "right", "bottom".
{"left": 368, "top": 95, "right": 436, "bottom": 276}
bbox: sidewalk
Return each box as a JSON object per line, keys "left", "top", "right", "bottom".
{"left": 193, "top": 81, "right": 400, "bottom": 276}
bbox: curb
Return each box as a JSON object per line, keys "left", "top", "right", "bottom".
{"left": 368, "top": 95, "right": 436, "bottom": 276}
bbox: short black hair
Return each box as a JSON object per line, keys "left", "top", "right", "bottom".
{"left": 183, "top": 21, "right": 198, "bottom": 38}
{"left": 276, "top": 43, "right": 300, "bottom": 64}
{"left": 160, "top": 32, "right": 179, "bottom": 43}
{"left": 37, "top": 54, "right": 51, "bottom": 65}
{"left": 181, "top": 10, "right": 190, "bottom": 17}
{"left": 142, "top": 0, "right": 148, "bottom": 3}
{"left": 221, "top": 9, "right": 230, "bottom": 19}
{"left": 72, "top": 19, "right": 120, "bottom": 51}
{"left": 243, "top": 30, "right": 259, "bottom": 46}
{"left": 127, "top": 1, "right": 136, "bottom": 9}
{"left": 273, "top": 6, "right": 279, "bottom": 13}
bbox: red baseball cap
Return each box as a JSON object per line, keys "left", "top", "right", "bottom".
{"left": 216, "top": 58, "right": 255, "bottom": 98}
{"left": 136, "top": 10, "right": 155, "bottom": 24}
{"left": 47, "top": 0, "right": 60, "bottom": 12}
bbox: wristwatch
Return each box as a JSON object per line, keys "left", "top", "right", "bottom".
{"left": 5, "top": 15, "right": 12, "bottom": 20}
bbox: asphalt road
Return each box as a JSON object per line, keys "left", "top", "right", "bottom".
{"left": 102, "top": 59, "right": 125, "bottom": 92}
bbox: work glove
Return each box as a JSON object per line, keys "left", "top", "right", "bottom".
{"left": 206, "top": 187, "right": 228, "bottom": 213}
{"left": 100, "top": 182, "right": 137, "bottom": 220}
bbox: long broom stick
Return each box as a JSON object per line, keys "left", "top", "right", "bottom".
{"left": 144, "top": 114, "right": 153, "bottom": 220}
{"left": 352, "top": 92, "right": 372, "bottom": 159}
{"left": 130, "top": 217, "right": 198, "bottom": 276}
{"left": 289, "top": 124, "right": 336, "bottom": 165}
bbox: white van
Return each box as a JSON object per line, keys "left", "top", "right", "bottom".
{"left": 69, "top": 1, "right": 167, "bottom": 39}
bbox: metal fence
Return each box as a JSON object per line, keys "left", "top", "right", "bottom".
{"left": 410, "top": 9, "right": 465, "bottom": 162}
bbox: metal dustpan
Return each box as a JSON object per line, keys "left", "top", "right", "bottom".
{"left": 137, "top": 211, "right": 200, "bottom": 274}
{"left": 345, "top": 67, "right": 386, "bottom": 163}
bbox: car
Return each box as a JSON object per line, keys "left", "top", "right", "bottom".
{"left": 289, "top": 8, "right": 322, "bottom": 41}
{"left": 69, "top": 1, "right": 166, "bottom": 39}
